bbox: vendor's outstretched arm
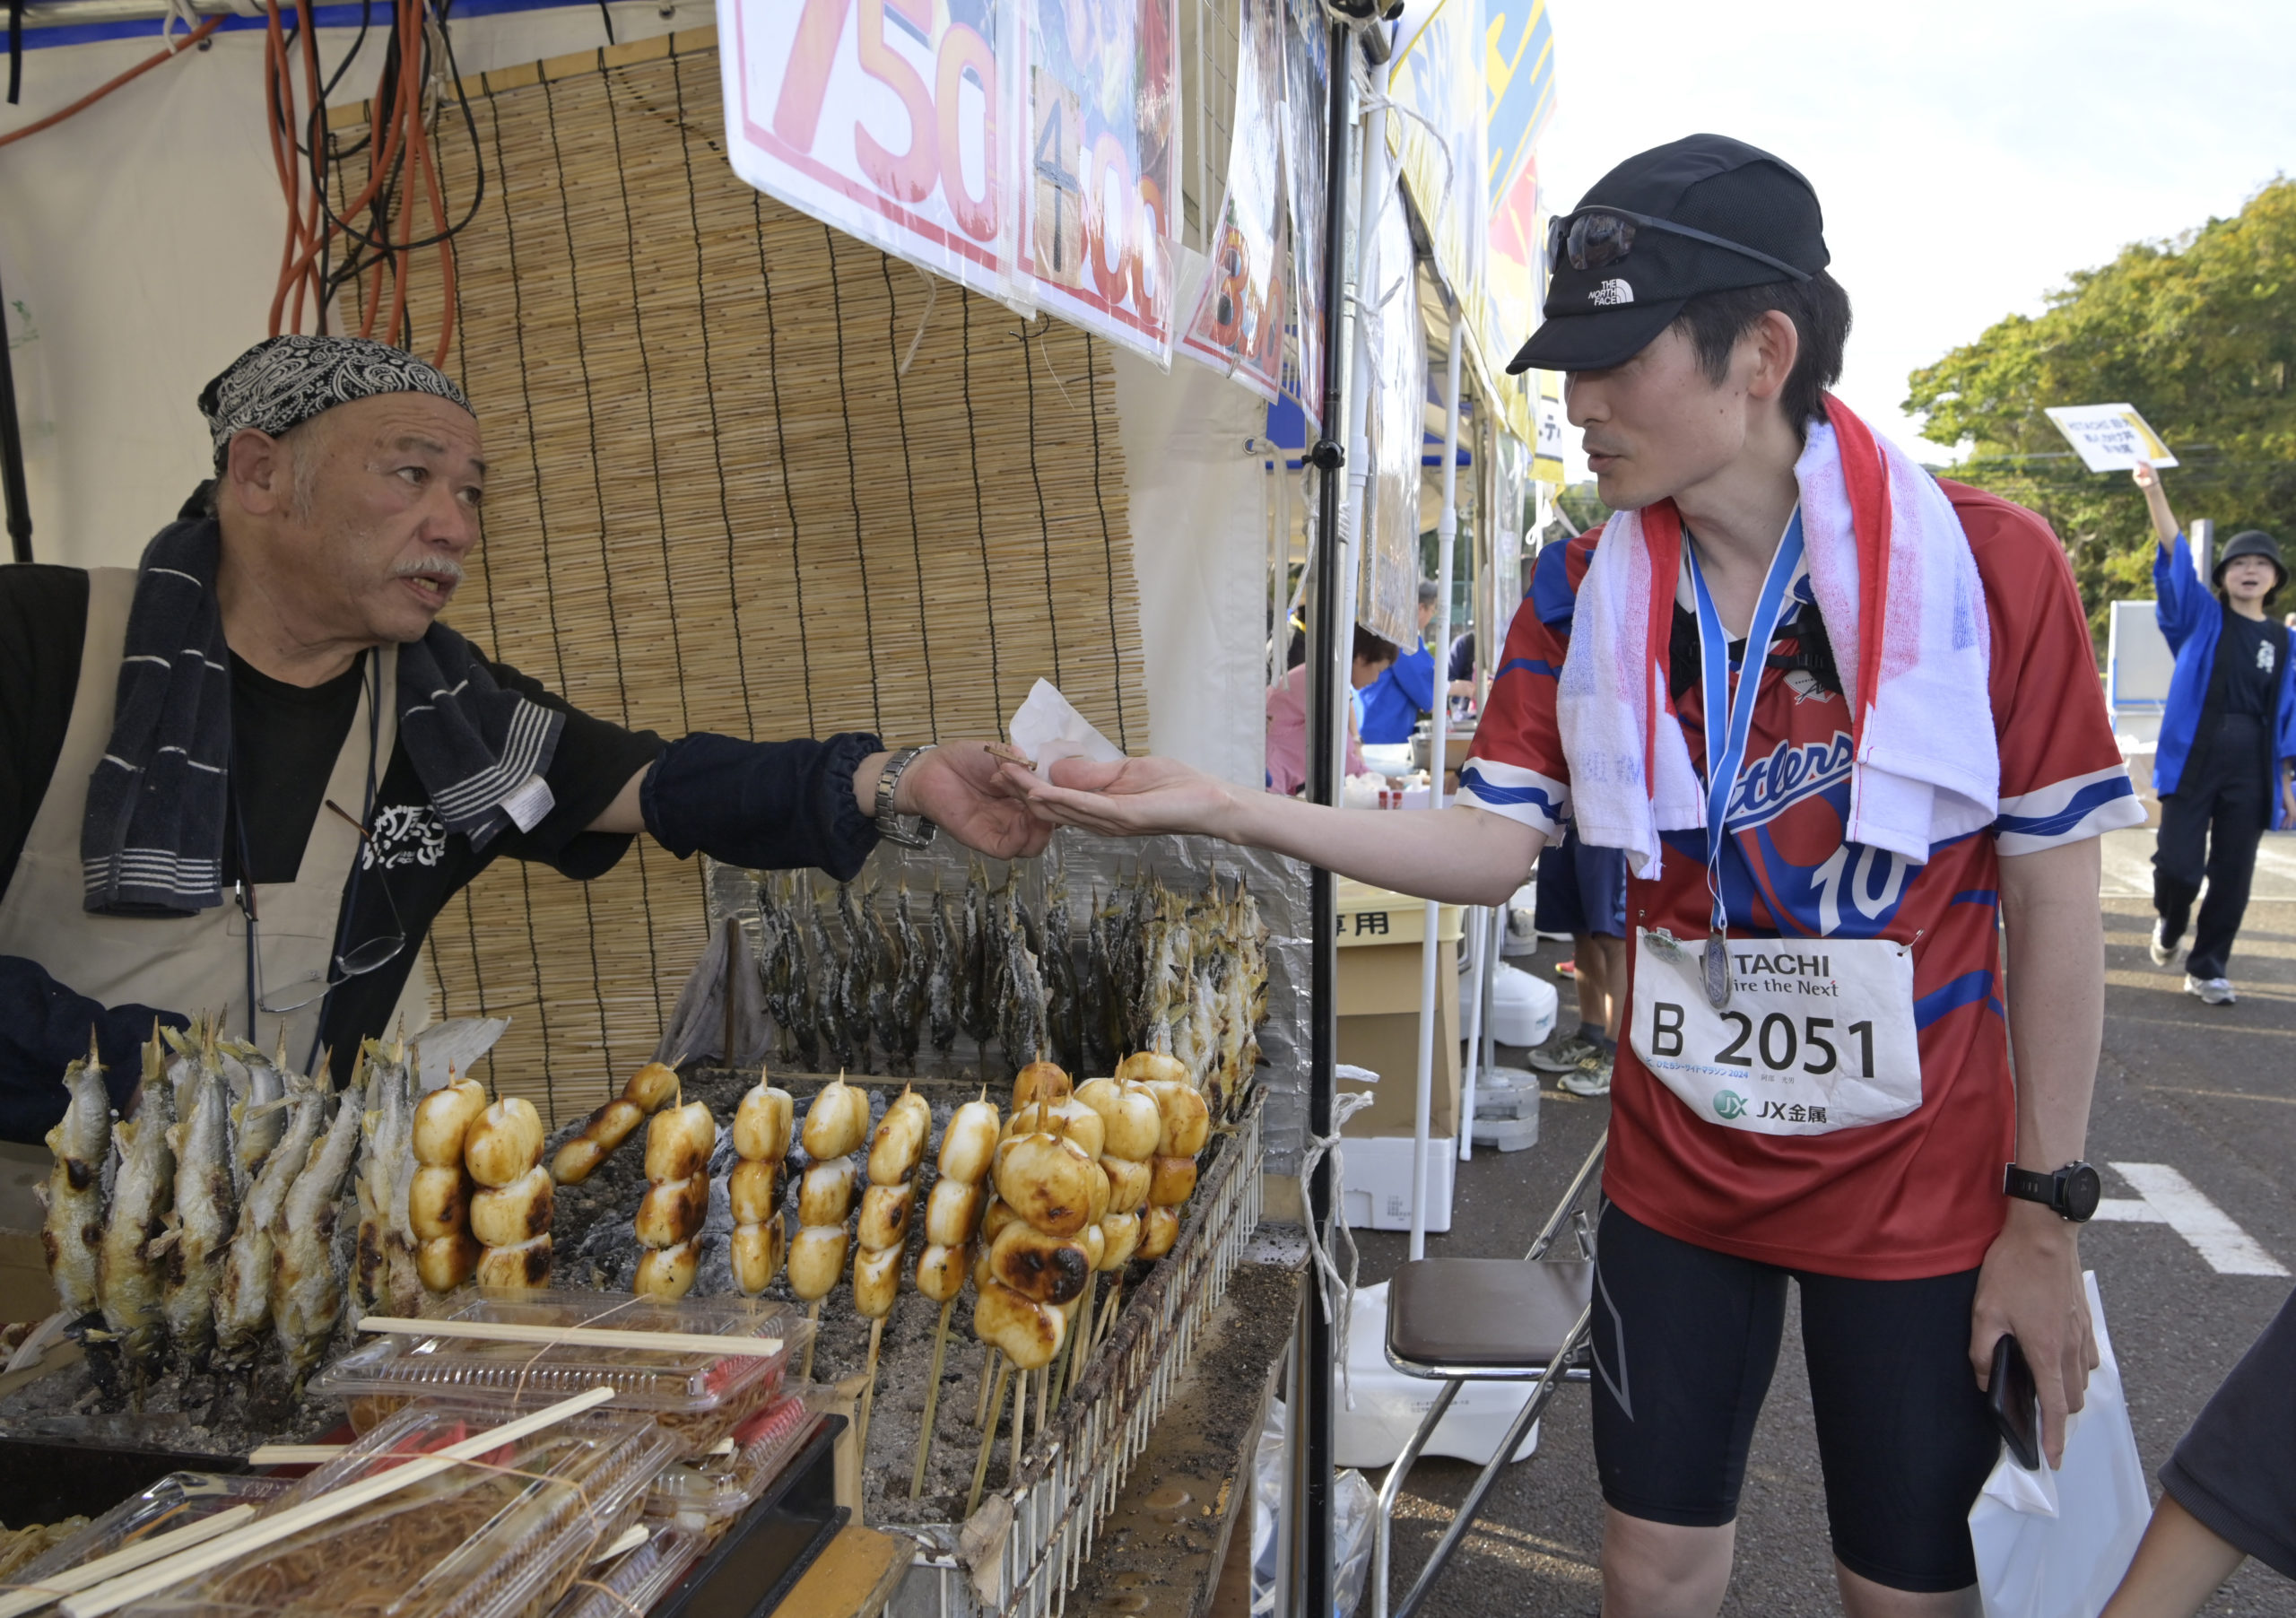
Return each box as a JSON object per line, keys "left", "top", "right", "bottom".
{"left": 1009, "top": 755, "right": 1544, "bottom": 905}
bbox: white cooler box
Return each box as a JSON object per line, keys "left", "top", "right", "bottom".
{"left": 1339, "top": 1135, "right": 1458, "bottom": 1232}
{"left": 1488, "top": 960, "right": 1559, "bottom": 1048}
{"left": 1335, "top": 1281, "right": 1542, "bottom": 1468}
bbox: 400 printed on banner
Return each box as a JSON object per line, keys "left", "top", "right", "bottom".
{"left": 723, "top": 0, "right": 1184, "bottom": 363}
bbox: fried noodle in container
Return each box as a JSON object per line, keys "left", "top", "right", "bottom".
{"left": 541, "top": 1523, "right": 709, "bottom": 1618}
{"left": 641, "top": 1391, "right": 822, "bottom": 1529}
{"left": 311, "top": 1289, "right": 807, "bottom": 1458}
{"left": 130, "top": 1405, "right": 677, "bottom": 1618}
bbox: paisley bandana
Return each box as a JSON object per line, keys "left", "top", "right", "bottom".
{"left": 197, "top": 335, "right": 471, "bottom": 470}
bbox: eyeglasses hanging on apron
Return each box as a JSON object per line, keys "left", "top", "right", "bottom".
{"left": 231, "top": 649, "right": 408, "bottom": 1074}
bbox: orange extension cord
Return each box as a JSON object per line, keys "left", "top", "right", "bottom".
{"left": 0, "top": 13, "right": 224, "bottom": 150}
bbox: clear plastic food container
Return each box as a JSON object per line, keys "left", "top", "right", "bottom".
{"left": 312, "top": 1289, "right": 805, "bottom": 1457}
{"left": 643, "top": 1394, "right": 820, "bottom": 1527}
{"left": 543, "top": 1523, "right": 707, "bottom": 1618}
{"left": 13, "top": 1474, "right": 293, "bottom": 1603}
{"left": 134, "top": 1405, "right": 679, "bottom": 1618}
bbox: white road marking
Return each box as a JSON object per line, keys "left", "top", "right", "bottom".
{"left": 2091, "top": 1197, "right": 2166, "bottom": 1223}
{"left": 2107, "top": 1162, "right": 2290, "bottom": 1276}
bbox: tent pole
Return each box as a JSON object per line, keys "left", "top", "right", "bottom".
{"left": 1296, "top": 13, "right": 1357, "bottom": 1616}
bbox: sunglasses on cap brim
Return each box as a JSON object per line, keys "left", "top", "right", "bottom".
{"left": 1546, "top": 206, "right": 1813, "bottom": 284}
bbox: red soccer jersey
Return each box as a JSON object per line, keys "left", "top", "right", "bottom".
{"left": 1460, "top": 483, "right": 2142, "bottom": 1278}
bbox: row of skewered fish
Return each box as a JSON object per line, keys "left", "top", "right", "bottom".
{"left": 38, "top": 1023, "right": 552, "bottom": 1391}
{"left": 750, "top": 865, "right": 1267, "bottom": 1118}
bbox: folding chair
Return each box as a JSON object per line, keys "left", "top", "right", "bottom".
{"left": 1370, "top": 1130, "right": 1606, "bottom": 1618}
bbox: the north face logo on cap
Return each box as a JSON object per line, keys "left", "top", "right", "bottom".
{"left": 1589, "top": 279, "right": 1634, "bottom": 306}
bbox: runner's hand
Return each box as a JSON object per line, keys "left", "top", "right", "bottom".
{"left": 1970, "top": 1202, "right": 2099, "bottom": 1468}
{"left": 2131, "top": 461, "right": 2159, "bottom": 491}
{"left": 887, "top": 741, "right": 1055, "bottom": 860}
{"left": 998, "top": 754, "right": 1241, "bottom": 839}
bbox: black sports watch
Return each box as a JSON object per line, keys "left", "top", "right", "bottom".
{"left": 2003, "top": 1161, "right": 2102, "bottom": 1223}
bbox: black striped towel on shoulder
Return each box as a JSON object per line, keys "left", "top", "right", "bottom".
{"left": 81, "top": 517, "right": 566, "bottom": 916}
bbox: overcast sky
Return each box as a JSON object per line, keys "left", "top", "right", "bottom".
{"left": 1531, "top": 0, "right": 2296, "bottom": 479}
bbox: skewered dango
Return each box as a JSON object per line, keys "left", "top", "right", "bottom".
{"left": 854, "top": 1086, "right": 930, "bottom": 1448}
{"left": 791, "top": 1078, "right": 865, "bottom": 1375}
{"left": 913, "top": 1094, "right": 1000, "bottom": 1497}
{"left": 465, "top": 1097, "right": 550, "bottom": 1289}
{"left": 551, "top": 1060, "right": 682, "bottom": 1185}
{"left": 633, "top": 1100, "right": 714, "bottom": 1299}
{"left": 410, "top": 1077, "right": 487, "bottom": 1291}
{"left": 729, "top": 1076, "right": 793, "bottom": 1296}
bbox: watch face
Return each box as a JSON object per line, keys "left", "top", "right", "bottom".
{"left": 2063, "top": 1163, "right": 2102, "bottom": 1222}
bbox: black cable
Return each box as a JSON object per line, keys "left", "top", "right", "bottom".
{"left": 7, "top": 0, "right": 22, "bottom": 108}
{"left": 596, "top": 0, "right": 613, "bottom": 42}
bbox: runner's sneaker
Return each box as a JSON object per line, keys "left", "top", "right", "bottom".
{"left": 1558, "top": 1050, "right": 1613, "bottom": 1098}
{"left": 2185, "top": 974, "right": 2237, "bottom": 1005}
{"left": 1527, "top": 1032, "right": 1601, "bottom": 1074}
{"left": 2149, "top": 921, "right": 2187, "bottom": 968}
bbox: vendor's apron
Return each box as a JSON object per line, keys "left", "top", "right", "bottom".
{"left": 0, "top": 567, "right": 398, "bottom": 1098}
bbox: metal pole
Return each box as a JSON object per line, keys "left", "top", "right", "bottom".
{"left": 1295, "top": 18, "right": 1355, "bottom": 1617}
{"left": 0, "top": 251, "right": 32, "bottom": 564}
{"left": 1407, "top": 312, "right": 1463, "bottom": 1259}
{"left": 2192, "top": 517, "right": 2213, "bottom": 584}
{"left": 1334, "top": 54, "right": 1392, "bottom": 802}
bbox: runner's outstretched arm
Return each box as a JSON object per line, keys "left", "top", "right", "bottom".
{"left": 1004, "top": 755, "right": 1546, "bottom": 906}
{"left": 1973, "top": 834, "right": 2107, "bottom": 1468}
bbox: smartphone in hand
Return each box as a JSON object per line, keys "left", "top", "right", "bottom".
{"left": 1990, "top": 1334, "right": 2040, "bottom": 1470}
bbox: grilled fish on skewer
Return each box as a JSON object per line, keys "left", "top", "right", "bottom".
{"left": 160, "top": 1035, "right": 236, "bottom": 1368}
{"left": 927, "top": 883, "right": 961, "bottom": 1067}
{"left": 38, "top": 1039, "right": 112, "bottom": 1320}
{"left": 840, "top": 882, "right": 883, "bottom": 1070}
{"left": 1043, "top": 882, "right": 1083, "bottom": 1075}
{"left": 220, "top": 1038, "right": 286, "bottom": 1197}
{"left": 806, "top": 890, "right": 858, "bottom": 1073}
{"left": 271, "top": 1065, "right": 365, "bottom": 1386}
{"left": 212, "top": 1062, "right": 322, "bottom": 1370}
{"left": 97, "top": 1037, "right": 175, "bottom": 1380}
{"left": 352, "top": 1040, "right": 422, "bottom": 1322}
{"left": 889, "top": 882, "right": 928, "bottom": 1074}
{"left": 960, "top": 866, "right": 996, "bottom": 1048}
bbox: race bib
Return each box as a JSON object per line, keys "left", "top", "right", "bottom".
{"left": 1629, "top": 929, "right": 1924, "bottom": 1135}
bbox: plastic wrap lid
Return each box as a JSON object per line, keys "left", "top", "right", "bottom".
{"left": 644, "top": 1394, "right": 820, "bottom": 1523}
{"left": 16, "top": 1474, "right": 293, "bottom": 1591}
{"left": 544, "top": 1524, "right": 709, "bottom": 1618}
{"left": 135, "top": 1404, "right": 680, "bottom": 1618}
{"left": 312, "top": 1288, "right": 807, "bottom": 1413}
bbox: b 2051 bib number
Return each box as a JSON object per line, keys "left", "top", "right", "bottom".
{"left": 1631, "top": 931, "right": 1925, "bottom": 1136}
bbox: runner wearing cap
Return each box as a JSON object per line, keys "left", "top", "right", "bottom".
{"left": 2132, "top": 461, "right": 2296, "bottom": 1005}
{"left": 1012, "top": 133, "right": 2146, "bottom": 1616}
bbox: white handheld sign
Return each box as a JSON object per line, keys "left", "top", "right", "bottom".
{"left": 2043, "top": 404, "right": 2179, "bottom": 472}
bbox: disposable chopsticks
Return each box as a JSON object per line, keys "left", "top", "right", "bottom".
{"left": 245, "top": 1444, "right": 347, "bottom": 1465}
{"left": 0, "top": 1507, "right": 258, "bottom": 1618}
{"left": 356, "top": 1317, "right": 786, "bottom": 1358}
{"left": 61, "top": 1386, "right": 617, "bottom": 1618}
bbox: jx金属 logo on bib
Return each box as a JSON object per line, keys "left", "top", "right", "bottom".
{"left": 1713, "top": 1091, "right": 1748, "bottom": 1120}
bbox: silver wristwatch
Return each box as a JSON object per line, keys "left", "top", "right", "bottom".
{"left": 873, "top": 745, "right": 939, "bottom": 848}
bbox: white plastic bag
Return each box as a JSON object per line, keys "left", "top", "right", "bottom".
{"left": 1251, "top": 1399, "right": 1377, "bottom": 1616}
{"left": 1969, "top": 1272, "right": 2151, "bottom": 1618}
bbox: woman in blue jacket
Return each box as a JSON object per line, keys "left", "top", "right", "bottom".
{"left": 2137, "top": 462, "right": 2296, "bottom": 1005}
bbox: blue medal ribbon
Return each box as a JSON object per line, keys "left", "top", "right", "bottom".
{"left": 1683, "top": 509, "right": 1806, "bottom": 1007}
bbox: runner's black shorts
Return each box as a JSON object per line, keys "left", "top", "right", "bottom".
{"left": 1589, "top": 1204, "right": 2001, "bottom": 1592}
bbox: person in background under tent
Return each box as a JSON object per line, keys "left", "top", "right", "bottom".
{"left": 1360, "top": 581, "right": 1440, "bottom": 744}
{"left": 2133, "top": 460, "right": 2296, "bottom": 1005}
{"left": 0, "top": 335, "right": 1047, "bottom": 1143}
{"left": 1265, "top": 625, "right": 1394, "bottom": 796}
{"left": 1526, "top": 820, "right": 1627, "bottom": 1096}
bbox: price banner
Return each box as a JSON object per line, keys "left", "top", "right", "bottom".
{"left": 1178, "top": 0, "right": 1286, "bottom": 400}
{"left": 720, "top": 0, "right": 1028, "bottom": 306}
{"left": 1021, "top": 0, "right": 1182, "bottom": 362}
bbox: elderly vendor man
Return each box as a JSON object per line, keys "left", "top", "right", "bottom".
{"left": 0, "top": 335, "right": 1044, "bottom": 1140}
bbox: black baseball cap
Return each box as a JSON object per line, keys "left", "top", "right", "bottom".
{"left": 1507, "top": 134, "right": 1829, "bottom": 375}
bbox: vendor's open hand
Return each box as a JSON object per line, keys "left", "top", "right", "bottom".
{"left": 1970, "top": 1203, "right": 2098, "bottom": 1469}
{"left": 891, "top": 741, "right": 1054, "bottom": 860}
{"left": 996, "top": 754, "right": 1239, "bottom": 840}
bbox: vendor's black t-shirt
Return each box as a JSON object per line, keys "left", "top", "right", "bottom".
{"left": 2213, "top": 605, "right": 2283, "bottom": 718}
{"left": 0, "top": 565, "right": 664, "bottom": 1082}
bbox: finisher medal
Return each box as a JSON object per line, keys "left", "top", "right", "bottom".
{"left": 1702, "top": 935, "right": 1731, "bottom": 1009}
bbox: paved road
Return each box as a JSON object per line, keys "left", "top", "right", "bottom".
{"left": 1353, "top": 830, "right": 2296, "bottom": 1617}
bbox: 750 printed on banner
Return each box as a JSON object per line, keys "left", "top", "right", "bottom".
{"left": 721, "top": 0, "right": 1029, "bottom": 306}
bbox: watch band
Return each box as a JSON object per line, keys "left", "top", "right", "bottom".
{"left": 873, "top": 745, "right": 939, "bottom": 849}
{"left": 2003, "top": 1165, "right": 2057, "bottom": 1209}
{"left": 2002, "top": 1161, "right": 2100, "bottom": 1222}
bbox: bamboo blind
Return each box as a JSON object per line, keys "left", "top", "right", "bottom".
{"left": 334, "top": 30, "right": 1147, "bottom": 1123}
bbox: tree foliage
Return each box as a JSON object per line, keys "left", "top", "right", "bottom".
{"left": 1906, "top": 178, "right": 2296, "bottom": 643}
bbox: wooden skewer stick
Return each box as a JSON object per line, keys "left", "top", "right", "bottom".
{"left": 1008, "top": 1365, "right": 1030, "bottom": 1488}
{"left": 909, "top": 1296, "right": 957, "bottom": 1500}
{"left": 1096, "top": 1280, "right": 1124, "bottom": 1345}
{"left": 965, "top": 1360, "right": 1013, "bottom": 1518}
{"left": 0, "top": 1506, "right": 258, "bottom": 1618}
{"left": 855, "top": 1315, "right": 886, "bottom": 1461}
{"left": 356, "top": 1318, "right": 785, "bottom": 1359}
{"left": 799, "top": 1300, "right": 823, "bottom": 1381}
{"left": 64, "top": 1387, "right": 617, "bottom": 1618}
{"left": 245, "top": 1444, "right": 347, "bottom": 1465}
{"left": 973, "top": 1345, "right": 1003, "bottom": 1428}
{"left": 1063, "top": 1273, "right": 1098, "bottom": 1404}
